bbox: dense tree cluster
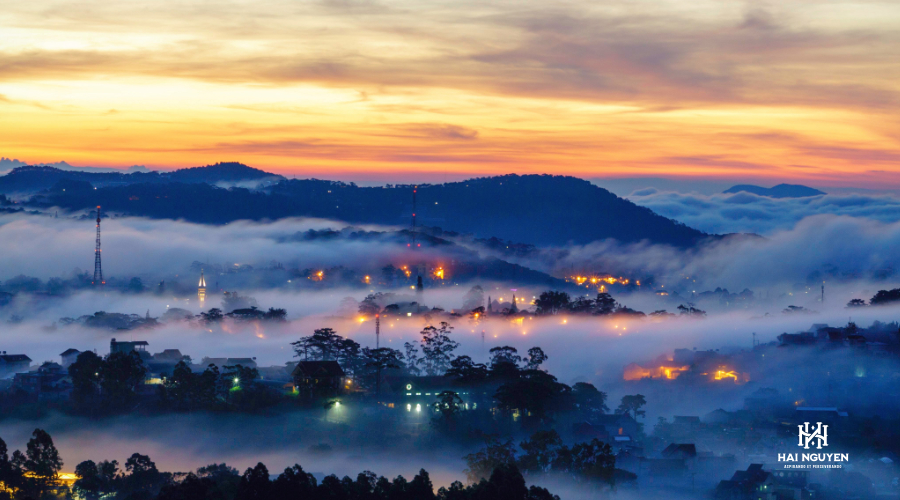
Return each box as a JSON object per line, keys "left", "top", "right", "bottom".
{"left": 464, "top": 431, "right": 635, "bottom": 489}
{"left": 0, "top": 429, "right": 560, "bottom": 500}
{"left": 533, "top": 291, "right": 645, "bottom": 317}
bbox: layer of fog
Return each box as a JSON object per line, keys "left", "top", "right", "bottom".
{"left": 626, "top": 188, "right": 900, "bottom": 235}
{"left": 5, "top": 285, "right": 900, "bottom": 408}
{"left": 5, "top": 210, "right": 900, "bottom": 295}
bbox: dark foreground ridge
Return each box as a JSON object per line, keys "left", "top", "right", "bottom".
{"left": 11, "top": 164, "right": 709, "bottom": 246}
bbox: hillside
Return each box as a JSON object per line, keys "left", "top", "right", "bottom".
{"left": 27, "top": 172, "right": 709, "bottom": 247}
{"left": 0, "top": 162, "right": 282, "bottom": 194}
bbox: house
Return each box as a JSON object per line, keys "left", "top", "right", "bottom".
{"left": 591, "top": 413, "right": 640, "bottom": 441}
{"left": 60, "top": 349, "right": 80, "bottom": 368}
{"left": 0, "top": 352, "right": 32, "bottom": 378}
{"left": 715, "top": 464, "right": 809, "bottom": 500}
{"left": 110, "top": 338, "right": 150, "bottom": 360}
{"left": 12, "top": 362, "right": 71, "bottom": 400}
{"left": 291, "top": 361, "right": 346, "bottom": 400}
{"left": 662, "top": 443, "right": 697, "bottom": 459}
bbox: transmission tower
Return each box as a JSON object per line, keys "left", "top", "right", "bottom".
{"left": 92, "top": 206, "right": 104, "bottom": 285}
{"left": 375, "top": 314, "right": 381, "bottom": 348}
{"left": 411, "top": 186, "right": 418, "bottom": 248}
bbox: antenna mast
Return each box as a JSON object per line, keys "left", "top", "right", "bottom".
{"left": 411, "top": 186, "right": 418, "bottom": 247}
{"left": 92, "top": 206, "right": 104, "bottom": 285}
{"left": 375, "top": 314, "right": 381, "bottom": 348}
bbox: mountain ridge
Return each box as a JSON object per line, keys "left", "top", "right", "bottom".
{"left": 723, "top": 183, "right": 826, "bottom": 198}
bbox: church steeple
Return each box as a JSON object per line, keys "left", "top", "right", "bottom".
{"left": 198, "top": 269, "right": 207, "bottom": 305}
{"left": 509, "top": 294, "right": 518, "bottom": 314}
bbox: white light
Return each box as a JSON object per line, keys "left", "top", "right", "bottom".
{"left": 416, "top": 404, "right": 421, "bottom": 412}
{"left": 334, "top": 401, "right": 340, "bottom": 407}
{"left": 407, "top": 312, "right": 412, "bottom": 317}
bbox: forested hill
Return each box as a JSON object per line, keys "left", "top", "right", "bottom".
{"left": 27, "top": 172, "right": 709, "bottom": 247}
{"left": 0, "top": 162, "right": 280, "bottom": 193}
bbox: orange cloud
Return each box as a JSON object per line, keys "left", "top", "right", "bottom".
{"left": 0, "top": 0, "right": 898, "bottom": 187}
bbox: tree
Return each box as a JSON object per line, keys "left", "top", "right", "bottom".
{"left": 291, "top": 328, "right": 343, "bottom": 361}
{"left": 263, "top": 308, "right": 287, "bottom": 322}
{"left": 534, "top": 291, "right": 570, "bottom": 316}
{"left": 99, "top": 351, "right": 148, "bottom": 412}
{"left": 121, "top": 453, "right": 164, "bottom": 498}
{"left": 489, "top": 347, "right": 522, "bottom": 379}
{"left": 495, "top": 370, "right": 570, "bottom": 421}
{"left": 21, "top": 429, "right": 63, "bottom": 499}
{"left": 127, "top": 277, "right": 145, "bottom": 293}
{"left": 464, "top": 437, "right": 517, "bottom": 483}
{"left": 200, "top": 308, "right": 224, "bottom": 323}
{"left": 0, "top": 437, "right": 22, "bottom": 500}
{"left": 445, "top": 356, "right": 489, "bottom": 384}
{"left": 594, "top": 293, "right": 617, "bottom": 315}
{"left": 74, "top": 460, "right": 118, "bottom": 500}
{"left": 235, "top": 463, "right": 271, "bottom": 500}
{"left": 616, "top": 394, "right": 647, "bottom": 420}
{"left": 403, "top": 341, "right": 422, "bottom": 376}
{"left": 420, "top": 322, "right": 459, "bottom": 376}
{"left": 524, "top": 347, "right": 547, "bottom": 370}
{"left": 271, "top": 464, "right": 316, "bottom": 500}
{"left": 676, "top": 303, "right": 706, "bottom": 317}
{"left": 156, "top": 473, "right": 220, "bottom": 500}
{"left": 847, "top": 298, "right": 867, "bottom": 308}
{"left": 518, "top": 430, "right": 563, "bottom": 474}
{"left": 572, "top": 382, "right": 608, "bottom": 415}
{"left": 871, "top": 288, "right": 900, "bottom": 306}
{"left": 362, "top": 347, "right": 404, "bottom": 395}
{"left": 69, "top": 351, "right": 104, "bottom": 410}
{"left": 568, "top": 296, "right": 595, "bottom": 314}
{"left": 563, "top": 439, "right": 616, "bottom": 483}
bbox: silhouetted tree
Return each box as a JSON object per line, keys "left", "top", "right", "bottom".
{"left": 616, "top": 394, "right": 647, "bottom": 420}
{"left": 420, "top": 322, "right": 458, "bottom": 376}
{"left": 534, "top": 291, "right": 570, "bottom": 315}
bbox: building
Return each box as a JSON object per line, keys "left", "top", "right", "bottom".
{"left": 60, "top": 349, "right": 80, "bottom": 368}
{"left": 12, "top": 362, "right": 71, "bottom": 400}
{"left": 382, "top": 376, "right": 496, "bottom": 415}
{"left": 198, "top": 269, "right": 206, "bottom": 305}
{"left": 0, "top": 352, "right": 32, "bottom": 378}
{"left": 291, "top": 361, "right": 346, "bottom": 400}
{"left": 715, "top": 464, "right": 809, "bottom": 500}
{"left": 110, "top": 338, "right": 150, "bottom": 360}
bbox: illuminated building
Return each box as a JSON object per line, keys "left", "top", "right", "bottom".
{"left": 198, "top": 269, "right": 207, "bottom": 305}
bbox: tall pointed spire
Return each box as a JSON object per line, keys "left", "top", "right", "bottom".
{"left": 92, "top": 206, "right": 104, "bottom": 285}
{"left": 509, "top": 294, "right": 518, "bottom": 314}
{"left": 198, "top": 269, "right": 207, "bottom": 305}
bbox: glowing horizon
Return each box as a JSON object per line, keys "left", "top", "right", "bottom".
{"left": 2, "top": 0, "right": 899, "bottom": 188}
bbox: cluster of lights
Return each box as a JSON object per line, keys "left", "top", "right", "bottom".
{"left": 570, "top": 275, "right": 633, "bottom": 287}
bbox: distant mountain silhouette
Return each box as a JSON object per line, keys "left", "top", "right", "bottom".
{"left": 0, "top": 162, "right": 282, "bottom": 194}
{"left": 723, "top": 183, "right": 826, "bottom": 198}
{"left": 26, "top": 172, "right": 709, "bottom": 247}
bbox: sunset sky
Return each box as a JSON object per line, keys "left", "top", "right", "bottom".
{"left": 1, "top": 0, "right": 898, "bottom": 187}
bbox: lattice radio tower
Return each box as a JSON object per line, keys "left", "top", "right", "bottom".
{"left": 92, "top": 205, "right": 104, "bottom": 285}
{"left": 375, "top": 313, "right": 381, "bottom": 348}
